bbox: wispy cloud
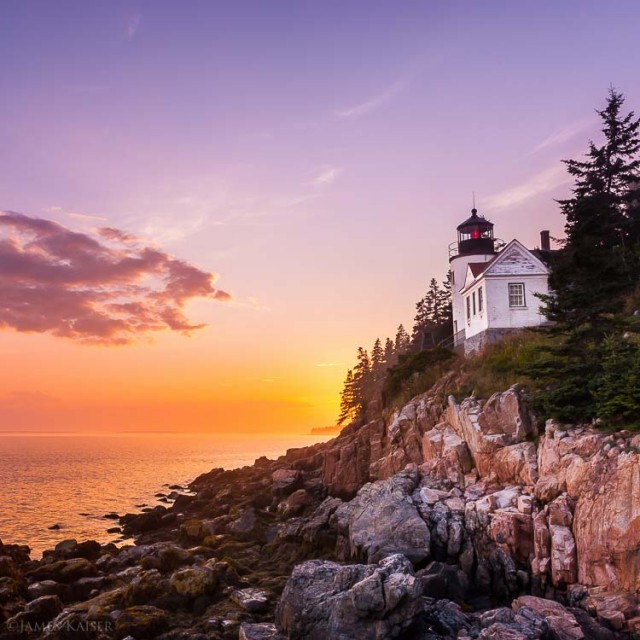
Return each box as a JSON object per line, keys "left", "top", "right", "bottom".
{"left": 484, "top": 165, "right": 570, "bottom": 210}
{"left": 46, "top": 206, "right": 107, "bottom": 223}
{"left": 126, "top": 12, "right": 141, "bottom": 41}
{"left": 334, "top": 80, "right": 406, "bottom": 120}
{"left": 533, "top": 117, "right": 594, "bottom": 153}
{"left": 316, "top": 362, "right": 345, "bottom": 368}
{"left": 311, "top": 166, "right": 341, "bottom": 187}
{"left": 0, "top": 211, "right": 231, "bottom": 344}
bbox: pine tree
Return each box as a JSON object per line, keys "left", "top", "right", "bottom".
{"left": 411, "top": 279, "right": 439, "bottom": 349}
{"left": 545, "top": 88, "right": 640, "bottom": 332}
{"left": 535, "top": 88, "right": 640, "bottom": 423}
{"left": 411, "top": 276, "right": 453, "bottom": 350}
{"left": 394, "top": 325, "right": 411, "bottom": 355}
{"left": 592, "top": 335, "right": 640, "bottom": 424}
{"left": 437, "top": 272, "right": 453, "bottom": 328}
{"left": 337, "top": 369, "right": 355, "bottom": 425}
{"left": 384, "top": 337, "right": 396, "bottom": 368}
{"left": 352, "top": 347, "right": 373, "bottom": 415}
{"left": 371, "top": 338, "right": 385, "bottom": 381}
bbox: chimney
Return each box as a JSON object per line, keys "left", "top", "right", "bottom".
{"left": 540, "top": 230, "right": 551, "bottom": 251}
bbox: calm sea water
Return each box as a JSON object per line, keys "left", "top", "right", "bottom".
{"left": 0, "top": 433, "right": 327, "bottom": 558}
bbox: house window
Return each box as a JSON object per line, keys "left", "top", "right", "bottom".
{"left": 478, "top": 286, "right": 483, "bottom": 313}
{"left": 472, "top": 291, "right": 476, "bottom": 316}
{"left": 466, "top": 296, "right": 471, "bottom": 321}
{"left": 508, "top": 283, "right": 526, "bottom": 307}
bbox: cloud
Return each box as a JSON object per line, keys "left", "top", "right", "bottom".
{"left": 68, "top": 212, "right": 108, "bottom": 222}
{"left": 311, "top": 166, "right": 341, "bottom": 187}
{"left": 46, "top": 206, "right": 107, "bottom": 222}
{"left": 0, "top": 211, "right": 231, "bottom": 344}
{"left": 334, "top": 80, "right": 406, "bottom": 119}
{"left": 533, "top": 117, "right": 594, "bottom": 153}
{"left": 316, "top": 362, "right": 345, "bottom": 368}
{"left": 484, "top": 165, "right": 570, "bottom": 210}
{"left": 126, "top": 12, "right": 141, "bottom": 41}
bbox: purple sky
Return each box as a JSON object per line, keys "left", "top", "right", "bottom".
{"left": 1, "top": 1, "right": 639, "bottom": 431}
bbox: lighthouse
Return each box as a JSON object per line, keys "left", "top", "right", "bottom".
{"left": 448, "top": 208, "right": 553, "bottom": 355}
{"left": 449, "top": 208, "right": 498, "bottom": 344}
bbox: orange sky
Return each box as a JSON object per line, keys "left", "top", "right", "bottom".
{"left": 1, "top": 2, "right": 637, "bottom": 433}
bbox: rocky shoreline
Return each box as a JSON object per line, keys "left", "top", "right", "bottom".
{"left": 1, "top": 383, "right": 640, "bottom": 639}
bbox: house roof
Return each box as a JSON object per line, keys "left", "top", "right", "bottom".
{"left": 459, "top": 239, "right": 549, "bottom": 294}
{"left": 468, "top": 262, "right": 488, "bottom": 277}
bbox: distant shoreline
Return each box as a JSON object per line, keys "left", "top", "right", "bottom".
{"left": 309, "top": 425, "right": 342, "bottom": 436}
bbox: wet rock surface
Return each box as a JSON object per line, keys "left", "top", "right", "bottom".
{"left": 1, "top": 385, "right": 638, "bottom": 638}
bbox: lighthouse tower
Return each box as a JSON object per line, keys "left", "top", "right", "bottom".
{"left": 449, "top": 208, "right": 497, "bottom": 344}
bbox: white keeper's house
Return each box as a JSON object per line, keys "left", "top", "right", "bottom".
{"left": 449, "top": 208, "right": 553, "bottom": 355}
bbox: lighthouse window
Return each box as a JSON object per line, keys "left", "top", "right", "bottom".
{"left": 508, "top": 283, "right": 525, "bottom": 307}
{"left": 472, "top": 291, "right": 476, "bottom": 315}
{"left": 466, "top": 296, "right": 471, "bottom": 321}
{"left": 478, "top": 287, "right": 483, "bottom": 313}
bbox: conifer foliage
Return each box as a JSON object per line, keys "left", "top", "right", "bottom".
{"left": 337, "top": 275, "right": 452, "bottom": 425}
{"left": 535, "top": 88, "right": 640, "bottom": 424}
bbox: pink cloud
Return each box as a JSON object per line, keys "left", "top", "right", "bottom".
{"left": 0, "top": 211, "right": 231, "bottom": 344}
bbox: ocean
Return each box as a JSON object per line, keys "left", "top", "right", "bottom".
{"left": 0, "top": 433, "right": 328, "bottom": 558}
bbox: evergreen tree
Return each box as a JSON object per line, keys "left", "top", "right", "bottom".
{"left": 411, "top": 276, "right": 453, "bottom": 350}
{"left": 371, "top": 338, "right": 385, "bottom": 381}
{"left": 394, "top": 325, "right": 411, "bottom": 355}
{"left": 592, "top": 335, "right": 640, "bottom": 424}
{"left": 412, "top": 279, "right": 440, "bottom": 348}
{"left": 337, "top": 369, "right": 355, "bottom": 425}
{"left": 384, "top": 337, "right": 396, "bottom": 368}
{"left": 352, "top": 347, "right": 373, "bottom": 414}
{"left": 437, "top": 272, "right": 453, "bottom": 328}
{"left": 535, "top": 88, "right": 640, "bottom": 423}
{"left": 545, "top": 88, "right": 640, "bottom": 332}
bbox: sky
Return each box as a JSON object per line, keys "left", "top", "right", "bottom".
{"left": 1, "top": 0, "right": 639, "bottom": 433}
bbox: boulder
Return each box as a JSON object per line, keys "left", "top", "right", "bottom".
{"left": 239, "top": 623, "right": 285, "bottom": 640}
{"left": 26, "top": 558, "right": 97, "bottom": 584}
{"left": 272, "top": 469, "right": 303, "bottom": 496}
{"left": 231, "top": 588, "right": 270, "bottom": 613}
{"left": 279, "top": 489, "right": 313, "bottom": 517}
{"left": 6, "top": 594, "right": 64, "bottom": 626}
{"left": 114, "top": 605, "right": 169, "bottom": 639}
{"left": 228, "top": 508, "right": 259, "bottom": 539}
{"left": 330, "top": 467, "right": 430, "bottom": 563}
{"left": 276, "top": 554, "right": 423, "bottom": 640}
{"left": 169, "top": 565, "right": 217, "bottom": 598}
{"left": 512, "top": 596, "right": 584, "bottom": 639}
{"left": 323, "top": 420, "right": 382, "bottom": 499}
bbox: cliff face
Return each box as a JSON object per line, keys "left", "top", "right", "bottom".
{"left": 314, "top": 384, "right": 640, "bottom": 633}
{"left": 1, "top": 383, "right": 640, "bottom": 639}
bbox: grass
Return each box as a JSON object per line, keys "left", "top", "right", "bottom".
{"left": 451, "top": 330, "right": 551, "bottom": 399}
{"left": 382, "top": 330, "right": 553, "bottom": 411}
{"left": 382, "top": 346, "right": 456, "bottom": 411}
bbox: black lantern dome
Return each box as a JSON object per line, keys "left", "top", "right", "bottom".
{"left": 455, "top": 208, "right": 495, "bottom": 256}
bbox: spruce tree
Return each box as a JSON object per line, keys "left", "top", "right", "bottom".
{"left": 352, "top": 347, "right": 372, "bottom": 415}
{"left": 394, "top": 325, "right": 411, "bottom": 355}
{"left": 337, "top": 369, "right": 355, "bottom": 425}
{"left": 411, "top": 279, "right": 440, "bottom": 349}
{"left": 371, "top": 338, "right": 385, "bottom": 381}
{"left": 384, "top": 337, "right": 396, "bottom": 368}
{"left": 535, "top": 88, "right": 640, "bottom": 423}
{"left": 437, "top": 272, "right": 453, "bottom": 328}
{"left": 545, "top": 88, "right": 640, "bottom": 332}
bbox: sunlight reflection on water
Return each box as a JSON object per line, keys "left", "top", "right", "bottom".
{"left": 0, "top": 433, "right": 328, "bottom": 557}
